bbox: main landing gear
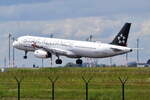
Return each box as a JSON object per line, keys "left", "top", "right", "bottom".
{"left": 23, "top": 51, "right": 28, "bottom": 59}
{"left": 55, "top": 56, "right": 62, "bottom": 64}
{"left": 55, "top": 57, "right": 82, "bottom": 65}
{"left": 76, "top": 59, "right": 82, "bottom": 65}
{"left": 55, "top": 59, "right": 62, "bottom": 64}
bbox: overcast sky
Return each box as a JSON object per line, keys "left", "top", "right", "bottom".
{"left": 0, "top": 0, "right": 150, "bottom": 67}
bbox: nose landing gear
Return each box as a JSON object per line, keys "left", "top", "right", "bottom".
{"left": 23, "top": 51, "right": 28, "bottom": 59}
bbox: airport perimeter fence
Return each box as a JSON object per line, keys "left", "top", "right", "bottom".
{"left": 0, "top": 75, "right": 129, "bottom": 100}
{"left": 1, "top": 67, "right": 150, "bottom": 100}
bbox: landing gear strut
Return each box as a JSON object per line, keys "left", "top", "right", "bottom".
{"left": 23, "top": 51, "right": 28, "bottom": 59}
{"left": 76, "top": 59, "right": 82, "bottom": 65}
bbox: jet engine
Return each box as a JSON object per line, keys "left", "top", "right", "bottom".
{"left": 34, "top": 49, "right": 51, "bottom": 58}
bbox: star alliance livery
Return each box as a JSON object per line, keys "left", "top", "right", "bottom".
{"left": 13, "top": 23, "right": 132, "bottom": 64}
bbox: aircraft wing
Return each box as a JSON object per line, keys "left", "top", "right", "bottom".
{"left": 50, "top": 48, "right": 77, "bottom": 57}
{"left": 31, "top": 42, "right": 79, "bottom": 58}
{"left": 32, "top": 44, "right": 78, "bottom": 58}
{"left": 44, "top": 47, "right": 79, "bottom": 58}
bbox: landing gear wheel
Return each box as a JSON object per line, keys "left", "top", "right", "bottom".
{"left": 55, "top": 59, "right": 62, "bottom": 64}
{"left": 23, "top": 56, "right": 27, "bottom": 59}
{"left": 76, "top": 59, "right": 83, "bottom": 65}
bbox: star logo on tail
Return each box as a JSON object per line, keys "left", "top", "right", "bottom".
{"left": 117, "top": 34, "right": 126, "bottom": 44}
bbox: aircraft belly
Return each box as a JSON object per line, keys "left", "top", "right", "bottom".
{"left": 77, "top": 49, "right": 115, "bottom": 58}
{"left": 72, "top": 48, "right": 104, "bottom": 58}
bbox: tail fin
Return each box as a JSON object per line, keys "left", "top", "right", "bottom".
{"left": 111, "top": 23, "right": 131, "bottom": 46}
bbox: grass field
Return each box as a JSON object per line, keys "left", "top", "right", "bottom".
{"left": 0, "top": 67, "right": 150, "bottom": 100}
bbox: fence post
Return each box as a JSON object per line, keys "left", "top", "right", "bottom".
{"left": 14, "top": 76, "right": 23, "bottom": 100}
{"left": 48, "top": 76, "right": 59, "bottom": 100}
{"left": 118, "top": 76, "right": 128, "bottom": 100}
{"left": 82, "top": 76, "right": 93, "bottom": 100}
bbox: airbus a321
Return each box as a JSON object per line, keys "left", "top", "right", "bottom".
{"left": 13, "top": 23, "right": 132, "bottom": 64}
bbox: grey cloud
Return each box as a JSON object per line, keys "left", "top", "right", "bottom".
{"left": 42, "top": 17, "right": 123, "bottom": 40}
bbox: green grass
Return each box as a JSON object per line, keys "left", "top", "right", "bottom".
{"left": 0, "top": 67, "right": 150, "bottom": 100}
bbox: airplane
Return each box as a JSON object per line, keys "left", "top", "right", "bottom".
{"left": 13, "top": 23, "right": 132, "bottom": 65}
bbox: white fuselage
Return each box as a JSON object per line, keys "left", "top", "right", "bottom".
{"left": 13, "top": 36, "right": 132, "bottom": 58}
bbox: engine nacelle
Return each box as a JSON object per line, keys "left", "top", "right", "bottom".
{"left": 34, "top": 49, "right": 51, "bottom": 58}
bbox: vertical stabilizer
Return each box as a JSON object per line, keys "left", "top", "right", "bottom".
{"left": 111, "top": 23, "right": 131, "bottom": 46}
